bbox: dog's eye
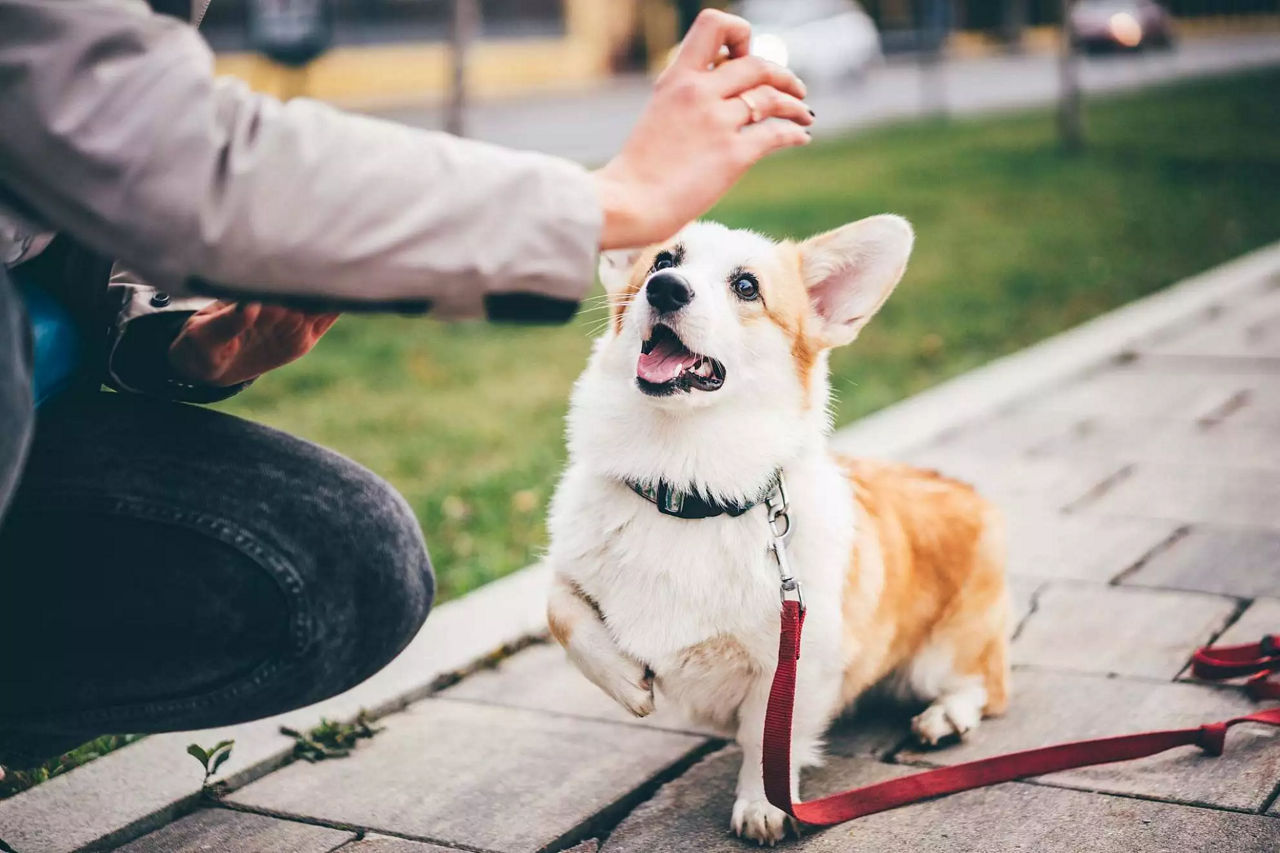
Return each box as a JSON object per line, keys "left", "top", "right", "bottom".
{"left": 731, "top": 274, "right": 760, "bottom": 301}
{"left": 653, "top": 252, "right": 676, "bottom": 272}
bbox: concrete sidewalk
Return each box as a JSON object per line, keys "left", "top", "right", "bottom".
{"left": 3, "top": 244, "right": 1279, "bottom": 851}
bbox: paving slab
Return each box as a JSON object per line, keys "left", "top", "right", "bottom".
{"left": 1213, "top": 598, "right": 1280, "bottom": 647}
{"left": 114, "top": 807, "right": 354, "bottom": 853}
{"left": 1199, "top": 380, "right": 1280, "bottom": 427}
{"left": 1080, "top": 462, "right": 1280, "bottom": 530}
{"left": 1012, "top": 583, "right": 1237, "bottom": 679}
{"left": 1124, "top": 527, "right": 1280, "bottom": 598}
{"left": 227, "top": 697, "right": 709, "bottom": 853}
{"left": 602, "top": 744, "right": 1280, "bottom": 853}
{"left": 925, "top": 406, "right": 1083, "bottom": 458}
{"left": 1010, "top": 362, "right": 1274, "bottom": 425}
{"left": 1007, "top": 575, "right": 1042, "bottom": 635}
{"left": 335, "top": 834, "right": 471, "bottom": 852}
{"left": 440, "top": 642, "right": 723, "bottom": 737}
{"left": 1003, "top": 508, "right": 1180, "bottom": 583}
{"left": 1035, "top": 418, "right": 1280, "bottom": 473}
{"left": 1140, "top": 284, "right": 1280, "bottom": 360}
{"left": 897, "top": 668, "right": 1280, "bottom": 811}
{"left": 0, "top": 717, "right": 289, "bottom": 853}
{"left": 562, "top": 842, "right": 601, "bottom": 853}
{"left": 897, "top": 447, "right": 1126, "bottom": 512}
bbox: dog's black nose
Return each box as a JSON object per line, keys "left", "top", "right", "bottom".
{"left": 646, "top": 272, "right": 694, "bottom": 314}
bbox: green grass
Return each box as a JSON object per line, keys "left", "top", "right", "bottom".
{"left": 217, "top": 70, "right": 1280, "bottom": 601}
{"left": 0, "top": 735, "right": 143, "bottom": 799}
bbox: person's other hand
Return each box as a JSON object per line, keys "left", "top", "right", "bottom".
{"left": 593, "top": 9, "right": 813, "bottom": 250}
{"left": 169, "top": 301, "right": 339, "bottom": 387}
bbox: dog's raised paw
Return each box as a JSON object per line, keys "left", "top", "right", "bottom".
{"left": 613, "top": 675, "right": 655, "bottom": 718}
{"left": 731, "top": 797, "right": 796, "bottom": 846}
{"left": 595, "top": 662, "right": 654, "bottom": 718}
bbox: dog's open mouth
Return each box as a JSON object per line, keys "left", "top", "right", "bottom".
{"left": 636, "top": 324, "right": 725, "bottom": 395}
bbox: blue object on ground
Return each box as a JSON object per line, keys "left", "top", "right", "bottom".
{"left": 14, "top": 270, "right": 82, "bottom": 408}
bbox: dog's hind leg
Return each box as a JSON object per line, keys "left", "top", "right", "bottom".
{"left": 548, "top": 572, "right": 655, "bottom": 718}
{"left": 907, "top": 513, "right": 1011, "bottom": 747}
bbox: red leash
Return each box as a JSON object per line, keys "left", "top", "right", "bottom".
{"left": 762, "top": 600, "right": 1280, "bottom": 827}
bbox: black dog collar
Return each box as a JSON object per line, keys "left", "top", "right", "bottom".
{"left": 626, "top": 472, "right": 781, "bottom": 520}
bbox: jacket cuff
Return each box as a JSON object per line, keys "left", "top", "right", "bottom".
{"left": 425, "top": 153, "right": 602, "bottom": 322}
{"left": 106, "top": 286, "right": 252, "bottom": 403}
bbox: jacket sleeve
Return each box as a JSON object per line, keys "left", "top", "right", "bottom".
{"left": 0, "top": 0, "right": 602, "bottom": 320}
{"left": 105, "top": 269, "right": 253, "bottom": 404}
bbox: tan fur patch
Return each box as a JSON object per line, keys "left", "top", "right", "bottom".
{"left": 548, "top": 576, "right": 606, "bottom": 648}
{"left": 547, "top": 607, "right": 575, "bottom": 648}
{"left": 611, "top": 248, "right": 659, "bottom": 335}
{"left": 758, "top": 242, "right": 820, "bottom": 397}
{"left": 677, "top": 634, "right": 758, "bottom": 672}
{"left": 835, "top": 458, "right": 1010, "bottom": 710}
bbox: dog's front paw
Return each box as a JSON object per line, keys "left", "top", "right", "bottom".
{"left": 731, "top": 797, "right": 796, "bottom": 846}
{"left": 602, "top": 663, "right": 655, "bottom": 718}
{"left": 562, "top": 625, "right": 655, "bottom": 717}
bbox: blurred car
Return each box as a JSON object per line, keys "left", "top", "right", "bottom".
{"left": 1069, "top": 0, "right": 1175, "bottom": 53}
{"left": 736, "top": 0, "right": 882, "bottom": 84}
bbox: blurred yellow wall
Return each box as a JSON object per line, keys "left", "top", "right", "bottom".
{"left": 213, "top": 0, "right": 640, "bottom": 107}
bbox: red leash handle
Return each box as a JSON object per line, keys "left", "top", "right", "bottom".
{"left": 1192, "top": 634, "right": 1280, "bottom": 700}
{"left": 762, "top": 600, "right": 1280, "bottom": 827}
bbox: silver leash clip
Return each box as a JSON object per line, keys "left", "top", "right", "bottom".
{"left": 764, "top": 473, "right": 805, "bottom": 612}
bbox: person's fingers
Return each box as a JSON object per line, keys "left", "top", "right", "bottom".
{"left": 186, "top": 301, "right": 259, "bottom": 343}
{"left": 310, "top": 314, "right": 340, "bottom": 336}
{"left": 256, "top": 307, "right": 339, "bottom": 341}
{"left": 725, "top": 86, "right": 814, "bottom": 129}
{"left": 736, "top": 120, "right": 811, "bottom": 166}
{"left": 712, "top": 55, "right": 806, "bottom": 101}
{"left": 673, "top": 8, "right": 752, "bottom": 71}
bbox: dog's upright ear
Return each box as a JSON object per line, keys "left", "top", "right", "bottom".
{"left": 798, "top": 215, "right": 914, "bottom": 348}
{"left": 598, "top": 248, "right": 645, "bottom": 294}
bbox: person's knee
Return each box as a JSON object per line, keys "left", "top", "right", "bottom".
{"left": 282, "top": 453, "right": 434, "bottom": 701}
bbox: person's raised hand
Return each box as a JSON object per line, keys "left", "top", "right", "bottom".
{"left": 593, "top": 8, "right": 813, "bottom": 250}
{"left": 169, "top": 301, "right": 339, "bottom": 387}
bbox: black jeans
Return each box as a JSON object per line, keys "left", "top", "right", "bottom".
{"left": 0, "top": 271, "right": 433, "bottom": 766}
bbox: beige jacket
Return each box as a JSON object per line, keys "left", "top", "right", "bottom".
{"left": 1, "top": 0, "right": 601, "bottom": 396}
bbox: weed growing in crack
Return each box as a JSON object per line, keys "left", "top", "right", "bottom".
{"left": 281, "top": 711, "right": 383, "bottom": 762}
{"left": 187, "top": 739, "right": 234, "bottom": 790}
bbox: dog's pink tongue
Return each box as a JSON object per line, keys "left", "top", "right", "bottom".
{"left": 638, "top": 337, "right": 696, "bottom": 383}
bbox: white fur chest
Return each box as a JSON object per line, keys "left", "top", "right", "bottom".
{"left": 548, "top": 455, "right": 855, "bottom": 673}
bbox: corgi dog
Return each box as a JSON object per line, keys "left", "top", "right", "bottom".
{"left": 545, "top": 216, "right": 1010, "bottom": 845}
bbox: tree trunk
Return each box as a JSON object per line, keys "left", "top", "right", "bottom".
{"left": 918, "top": 0, "right": 949, "bottom": 118}
{"left": 1001, "top": 0, "right": 1028, "bottom": 50}
{"left": 1058, "top": 0, "right": 1084, "bottom": 152}
{"left": 446, "top": 0, "right": 481, "bottom": 137}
